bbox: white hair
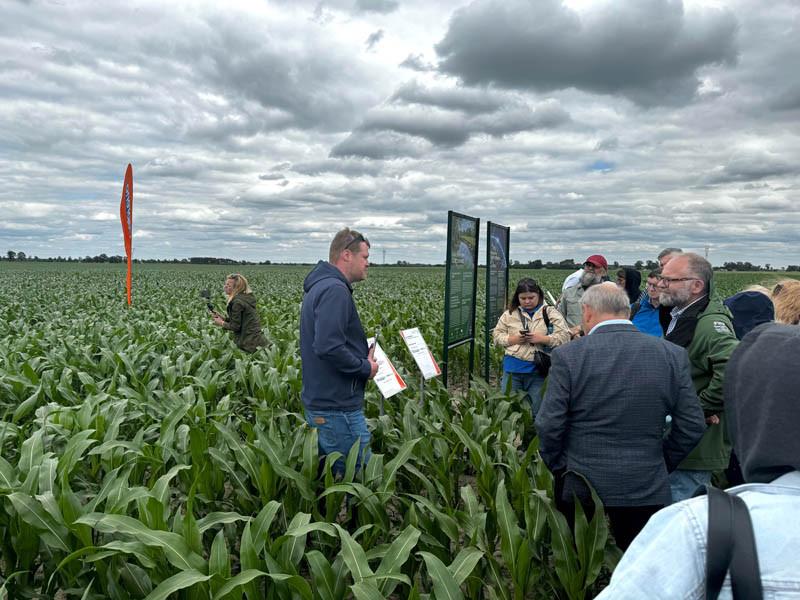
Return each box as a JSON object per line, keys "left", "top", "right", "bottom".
{"left": 581, "top": 282, "right": 630, "bottom": 316}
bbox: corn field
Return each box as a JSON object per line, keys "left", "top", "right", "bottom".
{"left": 0, "top": 263, "right": 794, "bottom": 599}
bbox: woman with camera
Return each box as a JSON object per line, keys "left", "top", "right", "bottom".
{"left": 211, "top": 273, "right": 268, "bottom": 353}
{"left": 493, "top": 278, "right": 570, "bottom": 417}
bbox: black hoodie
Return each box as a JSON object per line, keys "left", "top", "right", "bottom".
{"left": 724, "top": 322, "right": 800, "bottom": 483}
{"left": 621, "top": 268, "right": 642, "bottom": 304}
{"left": 724, "top": 291, "right": 774, "bottom": 340}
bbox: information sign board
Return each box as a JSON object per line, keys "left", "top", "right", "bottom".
{"left": 400, "top": 328, "right": 441, "bottom": 380}
{"left": 367, "top": 337, "right": 407, "bottom": 398}
{"left": 444, "top": 212, "right": 479, "bottom": 346}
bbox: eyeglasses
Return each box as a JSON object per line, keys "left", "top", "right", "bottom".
{"left": 656, "top": 275, "right": 700, "bottom": 285}
{"left": 344, "top": 232, "right": 366, "bottom": 251}
{"left": 646, "top": 282, "right": 659, "bottom": 290}
{"left": 583, "top": 263, "right": 599, "bottom": 271}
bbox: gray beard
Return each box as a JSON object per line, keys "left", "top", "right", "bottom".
{"left": 580, "top": 272, "right": 601, "bottom": 288}
{"left": 659, "top": 287, "right": 691, "bottom": 307}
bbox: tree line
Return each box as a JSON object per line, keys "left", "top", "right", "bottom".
{"left": 3, "top": 250, "right": 799, "bottom": 271}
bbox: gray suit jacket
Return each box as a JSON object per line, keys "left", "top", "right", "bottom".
{"left": 537, "top": 323, "right": 706, "bottom": 507}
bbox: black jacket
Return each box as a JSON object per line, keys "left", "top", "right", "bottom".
{"left": 725, "top": 323, "right": 800, "bottom": 484}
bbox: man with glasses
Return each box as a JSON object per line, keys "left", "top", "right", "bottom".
{"left": 300, "top": 228, "right": 379, "bottom": 477}
{"left": 657, "top": 252, "right": 738, "bottom": 502}
{"left": 558, "top": 254, "right": 608, "bottom": 337}
{"left": 630, "top": 269, "right": 663, "bottom": 337}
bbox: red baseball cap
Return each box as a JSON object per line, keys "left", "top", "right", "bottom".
{"left": 584, "top": 254, "right": 608, "bottom": 269}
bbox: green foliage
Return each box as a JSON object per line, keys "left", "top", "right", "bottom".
{"left": 6, "top": 264, "right": 782, "bottom": 597}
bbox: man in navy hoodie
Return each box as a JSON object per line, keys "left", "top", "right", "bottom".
{"left": 300, "top": 228, "right": 379, "bottom": 476}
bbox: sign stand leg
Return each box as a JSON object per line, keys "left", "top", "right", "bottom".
{"left": 419, "top": 373, "right": 425, "bottom": 408}
{"left": 379, "top": 396, "right": 385, "bottom": 416}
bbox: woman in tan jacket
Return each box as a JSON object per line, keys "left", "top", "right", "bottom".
{"left": 493, "top": 278, "right": 570, "bottom": 417}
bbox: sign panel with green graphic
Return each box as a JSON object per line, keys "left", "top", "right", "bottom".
{"left": 444, "top": 211, "right": 479, "bottom": 347}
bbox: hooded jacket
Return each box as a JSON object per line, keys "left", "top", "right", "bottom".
{"left": 300, "top": 261, "right": 371, "bottom": 412}
{"left": 725, "top": 322, "right": 800, "bottom": 483}
{"left": 665, "top": 277, "right": 739, "bottom": 471}
{"left": 723, "top": 291, "right": 774, "bottom": 340}
{"left": 621, "top": 267, "right": 642, "bottom": 304}
{"left": 222, "top": 292, "right": 267, "bottom": 353}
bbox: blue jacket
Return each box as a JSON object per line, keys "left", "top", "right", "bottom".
{"left": 300, "top": 261, "right": 371, "bottom": 411}
{"left": 631, "top": 296, "right": 663, "bottom": 338}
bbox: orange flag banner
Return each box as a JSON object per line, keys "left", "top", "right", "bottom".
{"left": 119, "top": 164, "right": 133, "bottom": 305}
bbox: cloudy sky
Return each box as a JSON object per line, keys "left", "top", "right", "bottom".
{"left": 1, "top": 0, "right": 798, "bottom": 265}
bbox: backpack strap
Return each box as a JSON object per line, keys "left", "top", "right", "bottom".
{"left": 705, "top": 485, "right": 763, "bottom": 600}
{"left": 541, "top": 306, "right": 551, "bottom": 329}
{"left": 629, "top": 301, "right": 641, "bottom": 320}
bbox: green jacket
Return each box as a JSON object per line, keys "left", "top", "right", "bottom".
{"left": 666, "top": 282, "right": 738, "bottom": 471}
{"left": 223, "top": 293, "right": 267, "bottom": 353}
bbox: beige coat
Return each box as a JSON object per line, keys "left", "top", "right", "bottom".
{"left": 493, "top": 304, "right": 571, "bottom": 362}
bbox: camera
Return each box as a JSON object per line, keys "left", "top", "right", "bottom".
{"left": 200, "top": 289, "right": 215, "bottom": 312}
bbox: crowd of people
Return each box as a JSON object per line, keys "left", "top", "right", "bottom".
{"left": 212, "top": 229, "right": 800, "bottom": 597}
{"left": 495, "top": 247, "right": 800, "bottom": 598}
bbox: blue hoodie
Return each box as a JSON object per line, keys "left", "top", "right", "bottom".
{"left": 300, "top": 261, "right": 371, "bottom": 411}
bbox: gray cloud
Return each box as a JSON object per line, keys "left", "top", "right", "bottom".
{"left": 355, "top": 0, "right": 399, "bottom": 14}
{"left": 435, "top": 0, "right": 738, "bottom": 106}
{"left": 365, "top": 29, "right": 385, "bottom": 51}
{"left": 360, "top": 107, "right": 471, "bottom": 146}
{"left": 188, "top": 15, "right": 383, "bottom": 132}
{"left": 399, "top": 53, "right": 435, "bottom": 72}
{"left": 391, "top": 80, "right": 505, "bottom": 113}
{"left": 290, "top": 158, "right": 385, "bottom": 177}
{"left": 703, "top": 151, "right": 795, "bottom": 185}
{"left": 330, "top": 130, "right": 428, "bottom": 159}
{"left": 1, "top": 0, "right": 799, "bottom": 267}
{"left": 335, "top": 82, "right": 571, "bottom": 157}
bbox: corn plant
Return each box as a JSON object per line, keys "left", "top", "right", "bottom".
{"left": 0, "top": 263, "right": 661, "bottom": 598}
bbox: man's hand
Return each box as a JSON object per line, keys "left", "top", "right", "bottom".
{"left": 212, "top": 314, "right": 225, "bottom": 327}
{"left": 705, "top": 414, "right": 720, "bottom": 425}
{"left": 569, "top": 325, "right": 583, "bottom": 338}
{"left": 368, "top": 357, "right": 379, "bottom": 379}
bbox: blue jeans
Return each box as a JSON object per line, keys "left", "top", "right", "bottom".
{"left": 669, "top": 468, "right": 711, "bottom": 503}
{"left": 501, "top": 371, "right": 547, "bottom": 417}
{"left": 304, "top": 408, "right": 371, "bottom": 477}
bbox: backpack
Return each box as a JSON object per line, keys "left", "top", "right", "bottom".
{"left": 704, "top": 485, "right": 763, "bottom": 600}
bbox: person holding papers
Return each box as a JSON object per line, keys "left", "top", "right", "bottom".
{"left": 299, "top": 228, "right": 379, "bottom": 477}
{"left": 493, "top": 278, "right": 570, "bottom": 418}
